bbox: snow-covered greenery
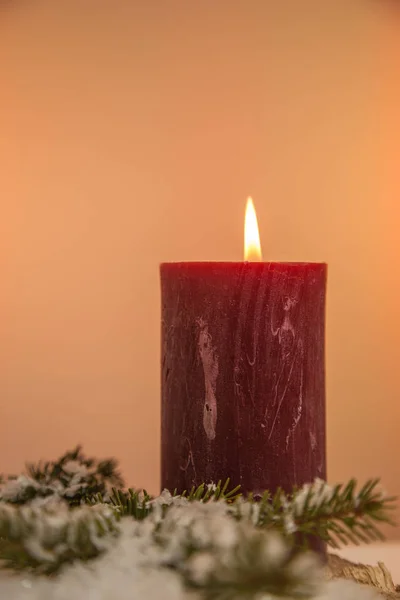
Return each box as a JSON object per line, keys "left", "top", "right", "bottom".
{"left": 0, "top": 446, "right": 123, "bottom": 506}
{"left": 0, "top": 500, "right": 382, "bottom": 600}
{"left": 0, "top": 447, "right": 394, "bottom": 599}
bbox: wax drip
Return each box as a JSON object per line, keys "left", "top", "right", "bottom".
{"left": 197, "top": 318, "right": 219, "bottom": 441}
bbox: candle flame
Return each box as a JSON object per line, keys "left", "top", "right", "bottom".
{"left": 244, "top": 197, "right": 262, "bottom": 261}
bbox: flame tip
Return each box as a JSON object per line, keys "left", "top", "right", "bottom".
{"left": 244, "top": 197, "right": 262, "bottom": 261}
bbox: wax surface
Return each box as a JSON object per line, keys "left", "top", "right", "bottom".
{"left": 160, "top": 262, "right": 327, "bottom": 495}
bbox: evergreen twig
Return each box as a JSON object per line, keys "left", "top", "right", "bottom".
{"left": 89, "top": 478, "right": 396, "bottom": 550}
{"left": 240, "top": 478, "right": 397, "bottom": 549}
{"left": 0, "top": 446, "right": 124, "bottom": 506}
{"left": 290, "top": 478, "right": 397, "bottom": 549}
{"left": 0, "top": 501, "right": 119, "bottom": 573}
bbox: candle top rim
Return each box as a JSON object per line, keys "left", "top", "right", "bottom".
{"left": 160, "top": 261, "right": 327, "bottom": 267}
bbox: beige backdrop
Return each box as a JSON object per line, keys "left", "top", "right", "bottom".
{"left": 1, "top": 1, "right": 399, "bottom": 536}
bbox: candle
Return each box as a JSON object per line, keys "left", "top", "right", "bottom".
{"left": 160, "top": 198, "right": 327, "bottom": 496}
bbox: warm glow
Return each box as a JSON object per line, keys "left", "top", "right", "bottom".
{"left": 244, "top": 197, "right": 262, "bottom": 261}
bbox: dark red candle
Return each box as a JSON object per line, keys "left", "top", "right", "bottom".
{"left": 160, "top": 203, "right": 327, "bottom": 495}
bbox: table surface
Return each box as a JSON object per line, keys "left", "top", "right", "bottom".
{"left": 338, "top": 543, "right": 400, "bottom": 584}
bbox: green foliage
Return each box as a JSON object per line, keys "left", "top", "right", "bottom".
{"left": 234, "top": 478, "right": 396, "bottom": 549}
{"left": 26, "top": 445, "right": 124, "bottom": 505}
{"left": 154, "top": 503, "right": 321, "bottom": 600}
{"left": 0, "top": 446, "right": 124, "bottom": 506}
{"left": 0, "top": 447, "right": 397, "bottom": 583}
{"left": 88, "top": 479, "right": 241, "bottom": 519}
{"left": 185, "top": 531, "right": 319, "bottom": 600}
{"left": 88, "top": 487, "right": 152, "bottom": 519}
{"left": 292, "top": 478, "right": 397, "bottom": 549}
{"left": 176, "top": 479, "right": 242, "bottom": 503}
{"left": 89, "top": 478, "right": 396, "bottom": 550}
{"left": 0, "top": 501, "right": 119, "bottom": 573}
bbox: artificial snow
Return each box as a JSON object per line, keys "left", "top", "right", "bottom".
{"left": 0, "top": 478, "right": 385, "bottom": 599}
{"left": 0, "top": 522, "right": 380, "bottom": 600}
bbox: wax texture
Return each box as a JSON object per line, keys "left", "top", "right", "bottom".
{"left": 161, "top": 262, "right": 327, "bottom": 495}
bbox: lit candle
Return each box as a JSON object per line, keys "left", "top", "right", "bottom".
{"left": 160, "top": 198, "right": 327, "bottom": 495}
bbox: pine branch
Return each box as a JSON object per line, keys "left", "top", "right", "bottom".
{"left": 0, "top": 500, "right": 119, "bottom": 573}
{"left": 88, "top": 480, "right": 241, "bottom": 519}
{"left": 0, "top": 446, "right": 124, "bottom": 506}
{"left": 240, "top": 478, "right": 397, "bottom": 549}
{"left": 177, "top": 479, "right": 242, "bottom": 503}
{"left": 290, "top": 478, "right": 397, "bottom": 549}
{"left": 26, "top": 445, "right": 124, "bottom": 502}
{"left": 89, "top": 477, "right": 395, "bottom": 551}
{"left": 185, "top": 535, "right": 320, "bottom": 600}
{"left": 88, "top": 487, "right": 152, "bottom": 519}
{"left": 153, "top": 503, "right": 322, "bottom": 600}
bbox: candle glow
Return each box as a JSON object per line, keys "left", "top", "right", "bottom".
{"left": 244, "top": 197, "right": 262, "bottom": 261}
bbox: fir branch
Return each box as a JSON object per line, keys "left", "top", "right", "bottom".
{"left": 290, "top": 478, "right": 396, "bottom": 549}
{"left": 185, "top": 535, "right": 320, "bottom": 600}
{"left": 0, "top": 446, "right": 124, "bottom": 506}
{"left": 0, "top": 500, "right": 119, "bottom": 573}
{"left": 26, "top": 445, "right": 124, "bottom": 504}
{"left": 89, "top": 478, "right": 395, "bottom": 550}
{"left": 88, "top": 480, "right": 241, "bottom": 519}
{"left": 88, "top": 487, "right": 153, "bottom": 519}
{"left": 151, "top": 503, "right": 322, "bottom": 600}
{"left": 178, "top": 479, "right": 242, "bottom": 503}
{"left": 239, "top": 478, "right": 396, "bottom": 549}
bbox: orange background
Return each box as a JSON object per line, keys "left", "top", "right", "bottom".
{"left": 1, "top": 1, "right": 399, "bottom": 535}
